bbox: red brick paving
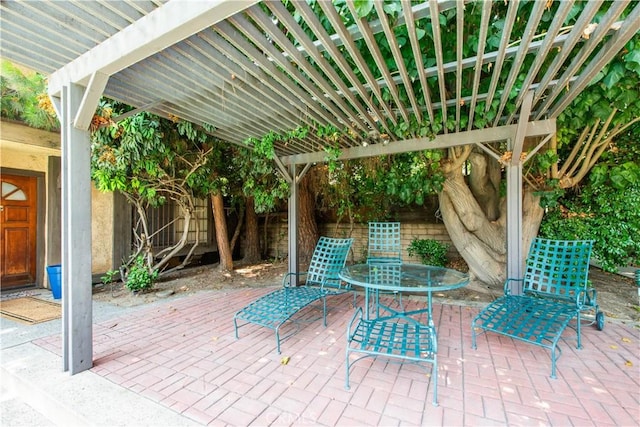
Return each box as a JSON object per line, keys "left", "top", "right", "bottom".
{"left": 35, "top": 287, "right": 640, "bottom": 426}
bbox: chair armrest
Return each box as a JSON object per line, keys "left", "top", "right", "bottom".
{"left": 576, "top": 287, "right": 595, "bottom": 310}
{"left": 282, "top": 271, "right": 308, "bottom": 287}
{"left": 503, "top": 278, "right": 524, "bottom": 295}
{"left": 320, "top": 276, "right": 350, "bottom": 292}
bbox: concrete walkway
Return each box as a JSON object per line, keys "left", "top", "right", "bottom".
{"left": 2, "top": 287, "right": 639, "bottom": 426}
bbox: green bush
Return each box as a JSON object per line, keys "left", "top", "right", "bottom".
{"left": 540, "top": 162, "right": 640, "bottom": 272}
{"left": 124, "top": 256, "right": 158, "bottom": 292}
{"left": 407, "top": 238, "right": 448, "bottom": 267}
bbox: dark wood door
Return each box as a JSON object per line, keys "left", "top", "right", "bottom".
{"left": 1, "top": 175, "right": 37, "bottom": 289}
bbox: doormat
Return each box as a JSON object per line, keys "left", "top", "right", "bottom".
{"left": 0, "top": 297, "right": 61, "bottom": 324}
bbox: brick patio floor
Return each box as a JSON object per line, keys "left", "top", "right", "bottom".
{"left": 35, "top": 287, "right": 639, "bottom": 426}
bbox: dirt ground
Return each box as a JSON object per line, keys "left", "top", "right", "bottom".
{"left": 92, "top": 259, "right": 640, "bottom": 327}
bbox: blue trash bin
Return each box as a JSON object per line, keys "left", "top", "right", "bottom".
{"left": 46, "top": 265, "right": 62, "bottom": 300}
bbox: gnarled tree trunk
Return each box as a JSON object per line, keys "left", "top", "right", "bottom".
{"left": 439, "top": 149, "right": 544, "bottom": 285}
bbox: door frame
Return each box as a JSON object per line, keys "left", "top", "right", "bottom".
{"left": 1, "top": 167, "right": 45, "bottom": 288}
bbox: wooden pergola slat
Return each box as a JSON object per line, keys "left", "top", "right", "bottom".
{"left": 293, "top": 0, "right": 393, "bottom": 138}
{"left": 530, "top": 1, "right": 602, "bottom": 112}
{"left": 403, "top": 0, "right": 435, "bottom": 124}
{"left": 505, "top": 0, "right": 575, "bottom": 125}
{"left": 318, "top": 0, "right": 400, "bottom": 129}
{"left": 428, "top": 0, "right": 448, "bottom": 132}
{"left": 492, "top": 0, "right": 546, "bottom": 127}
{"left": 374, "top": 1, "right": 422, "bottom": 123}
{"left": 346, "top": 0, "right": 410, "bottom": 124}
{"left": 466, "top": 0, "right": 492, "bottom": 131}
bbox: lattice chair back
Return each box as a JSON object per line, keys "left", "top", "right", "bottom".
{"left": 522, "top": 238, "right": 594, "bottom": 302}
{"left": 368, "top": 264, "right": 402, "bottom": 288}
{"left": 367, "top": 222, "right": 402, "bottom": 265}
{"left": 306, "top": 236, "right": 354, "bottom": 291}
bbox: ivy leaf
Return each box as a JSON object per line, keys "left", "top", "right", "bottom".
{"left": 614, "top": 90, "right": 636, "bottom": 109}
{"left": 383, "top": 2, "right": 402, "bottom": 17}
{"left": 602, "top": 62, "right": 625, "bottom": 89}
{"left": 591, "top": 100, "right": 613, "bottom": 121}
{"left": 624, "top": 48, "right": 640, "bottom": 75}
{"left": 353, "top": 0, "right": 374, "bottom": 18}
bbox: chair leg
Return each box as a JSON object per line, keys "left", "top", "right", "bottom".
{"left": 345, "top": 348, "right": 351, "bottom": 390}
{"left": 576, "top": 313, "right": 582, "bottom": 349}
{"left": 431, "top": 356, "right": 438, "bottom": 407}
{"left": 322, "top": 297, "right": 327, "bottom": 327}
{"left": 233, "top": 317, "right": 239, "bottom": 339}
{"left": 396, "top": 292, "right": 404, "bottom": 312}
{"left": 471, "top": 318, "right": 478, "bottom": 349}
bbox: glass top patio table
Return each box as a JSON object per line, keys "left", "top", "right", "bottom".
{"left": 340, "top": 263, "right": 470, "bottom": 324}
{"left": 340, "top": 263, "right": 469, "bottom": 293}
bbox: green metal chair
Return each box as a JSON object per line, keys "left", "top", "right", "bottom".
{"left": 366, "top": 222, "right": 402, "bottom": 265}
{"left": 472, "top": 238, "right": 598, "bottom": 378}
{"left": 366, "top": 222, "right": 402, "bottom": 314}
{"left": 234, "top": 236, "right": 353, "bottom": 353}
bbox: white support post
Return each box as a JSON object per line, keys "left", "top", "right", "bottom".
{"left": 61, "top": 83, "right": 93, "bottom": 374}
{"left": 74, "top": 71, "right": 109, "bottom": 130}
{"left": 506, "top": 162, "right": 523, "bottom": 294}
{"left": 505, "top": 91, "right": 533, "bottom": 295}
{"left": 288, "top": 164, "right": 299, "bottom": 283}
{"left": 60, "top": 88, "right": 69, "bottom": 373}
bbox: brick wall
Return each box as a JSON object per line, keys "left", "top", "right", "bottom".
{"left": 262, "top": 220, "right": 458, "bottom": 263}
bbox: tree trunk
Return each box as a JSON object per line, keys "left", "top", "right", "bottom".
{"left": 243, "top": 196, "right": 261, "bottom": 263}
{"left": 297, "top": 172, "right": 319, "bottom": 266}
{"left": 439, "top": 151, "right": 544, "bottom": 286}
{"left": 211, "top": 192, "right": 233, "bottom": 272}
{"left": 229, "top": 204, "right": 245, "bottom": 255}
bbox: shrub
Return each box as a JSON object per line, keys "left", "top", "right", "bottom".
{"left": 407, "top": 238, "right": 448, "bottom": 267}
{"left": 124, "top": 256, "right": 158, "bottom": 292}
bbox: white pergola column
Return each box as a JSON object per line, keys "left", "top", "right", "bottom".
{"left": 505, "top": 91, "right": 533, "bottom": 294}
{"left": 61, "top": 83, "right": 93, "bottom": 374}
{"left": 505, "top": 162, "right": 523, "bottom": 294}
{"left": 287, "top": 164, "right": 299, "bottom": 283}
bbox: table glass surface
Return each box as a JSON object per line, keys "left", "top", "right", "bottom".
{"left": 340, "top": 263, "right": 469, "bottom": 293}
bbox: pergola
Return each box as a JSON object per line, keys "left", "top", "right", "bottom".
{"left": 1, "top": 0, "right": 638, "bottom": 375}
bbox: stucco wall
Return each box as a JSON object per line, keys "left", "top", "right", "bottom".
{"left": 91, "top": 187, "right": 114, "bottom": 273}
{"left": 0, "top": 139, "right": 56, "bottom": 171}
{"left": 1, "top": 122, "right": 115, "bottom": 277}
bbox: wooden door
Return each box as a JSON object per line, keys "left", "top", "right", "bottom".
{"left": 1, "top": 175, "right": 37, "bottom": 289}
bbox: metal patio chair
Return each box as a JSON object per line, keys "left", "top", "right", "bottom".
{"left": 233, "top": 236, "right": 353, "bottom": 353}
{"left": 366, "top": 222, "right": 403, "bottom": 313}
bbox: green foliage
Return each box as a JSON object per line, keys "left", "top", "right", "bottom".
{"left": 124, "top": 256, "right": 158, "bottom": 292}
{"left": 90, "top": 101, "right": 224, "bottom": 203}
{"left": 534, "top": 181, "right": 564, "bottom": 209}
{"left": 246, "top": 127, "right": 309, "bottom": 160}
{"left": 557, "top": 35, "right": 640, "bottom": 149}
{"left": 101, "top": 270, "right": 118, "bottom": 286}
{"left": 313, "top": 150, "right": 445, "bottom": 224}
{"left": 407, "top": 238, "right": 448, "bottom": 267}
{"left": 232, "top": 145, "right": 290, "bottom": 214}
{"left": 540, "top": 130, "right": 640, "bottom": 271}
{"left": 0, "top": 60, "right": 59, "bottom": 131}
